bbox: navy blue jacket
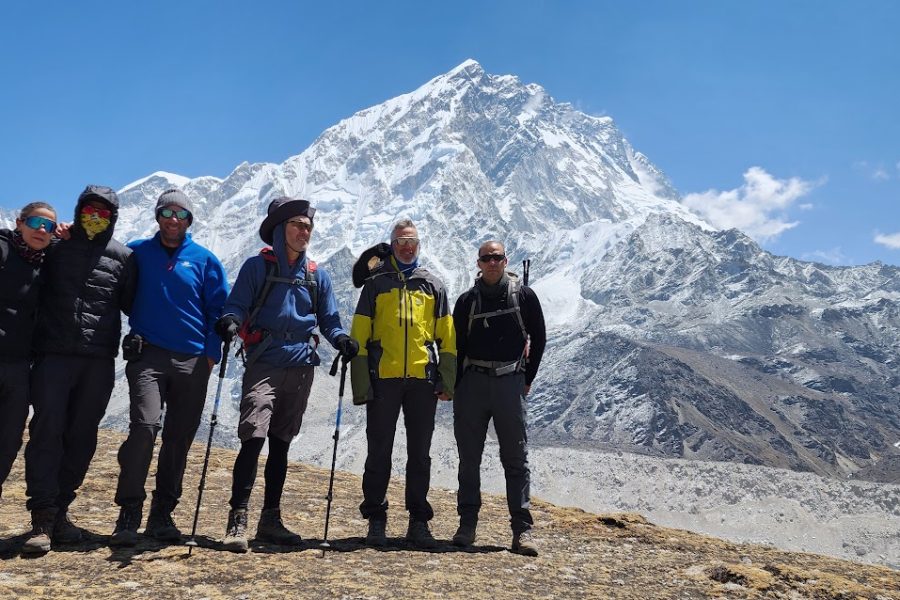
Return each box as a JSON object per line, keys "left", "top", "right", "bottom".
{"left": 223, "top": 223, "right": 347, "bottom": 367}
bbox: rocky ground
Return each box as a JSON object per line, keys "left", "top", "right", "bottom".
{"left": 1, "top": 429, "right": 898, "bottom": 599}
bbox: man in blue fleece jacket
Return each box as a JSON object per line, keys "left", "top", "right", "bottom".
{"left": 215, "top": 197, "right": 357, "bottom": 552}
{"left": 110, "top": 188, "right": 229, "bottom": 546}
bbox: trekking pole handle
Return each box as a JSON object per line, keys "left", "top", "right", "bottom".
{"left": 330, "top": 353, "right": 340, "bottom": 376}
{"left": 338, "top": 357, "right": 347, "bottom": 398}
{"left": 219, "top": 340, "right": 231, "bottom": 379}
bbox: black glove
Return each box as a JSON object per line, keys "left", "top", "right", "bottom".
{"left": 373, "top": 242, "right": 391, "bottom": 258}
{"left": 335, "top": 334, "right": 359, "bottom": 360}
{"left": 215, "top": 314, "right": 241, "bottom": 342}
{"left": 352, "top": 243, "right": 392, "bottom": 288}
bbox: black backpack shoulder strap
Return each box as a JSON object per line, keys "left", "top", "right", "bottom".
{"left": 506, "top": 273, "right": 527, "bottom": 339}
{"left": 469, "top": 273, "right": 526, "bottom": 337}
{"left": 246, "top": 248, "right": 279, "bottom": 330}
{"left": 257, "top": 256, "right": 319, "bottom": 318}
{"left": 467, "top": 282, "right": 481, "bottom": 336}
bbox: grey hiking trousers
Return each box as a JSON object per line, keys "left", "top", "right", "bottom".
{"left": 453, "top": 369, "right": 533, "bottom": 533}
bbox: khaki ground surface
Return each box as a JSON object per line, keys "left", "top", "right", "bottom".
{"left": 1, "top": 429, "right": 897, "bottom": 599}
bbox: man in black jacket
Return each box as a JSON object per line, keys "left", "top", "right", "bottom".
{"left": 22, "top": 185, "right": 137, "bottom": 554}
{"left": 450, "top": 240, "right": 546, "bottom": 556}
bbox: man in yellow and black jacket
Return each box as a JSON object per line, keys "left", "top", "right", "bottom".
{"left": 350, "top": 218, "right": 456, "bottom": 549}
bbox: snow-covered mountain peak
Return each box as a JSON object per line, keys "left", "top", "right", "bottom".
{"left": 98, "top": 63, "right": 899, "bottom": 488}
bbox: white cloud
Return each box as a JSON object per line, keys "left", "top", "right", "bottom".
{"left": 874, "top": 232, "right": 900, "bottom": 250}
{"left": 854, "top": 160, "right": 893, "bottom": 181}
{"left": 682, "top": 167, "right": 817, "bottom": 242}
{"left": 801, "top": 247, "right": 848, "bottom": 265}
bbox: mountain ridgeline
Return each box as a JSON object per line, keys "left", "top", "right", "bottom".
{"left": 82, "top": 60, "right": 900, "bottom": 483}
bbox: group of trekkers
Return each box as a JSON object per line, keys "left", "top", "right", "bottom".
{"left": 0, "top": 186, "right": 546, "bottom": 558}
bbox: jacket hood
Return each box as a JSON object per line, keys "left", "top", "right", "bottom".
{"left": 271, "top": 223, "right": 306, "bottom": 276}
{"left": 72, "top": 185, "right": 119, "bottom": 243}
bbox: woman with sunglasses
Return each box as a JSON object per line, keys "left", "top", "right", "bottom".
{"left": 0, "top": 202, "right": 57, "bottom": 514}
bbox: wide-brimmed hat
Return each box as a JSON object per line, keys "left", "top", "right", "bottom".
{"left": 259, "top": 197, "right": 316, "bottom": 245}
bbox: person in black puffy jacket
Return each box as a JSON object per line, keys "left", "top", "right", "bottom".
{"left": 21, "top": 185, "right": 137, "bottom": 555}
{"left": 0, "top": 201, "right": 57, "bottom": 509}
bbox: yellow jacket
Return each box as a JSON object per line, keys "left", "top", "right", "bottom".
{"left": 350, "top": 258, "right": 456, "bottom": 403}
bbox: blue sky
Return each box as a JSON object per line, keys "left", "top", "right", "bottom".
{"left": 2, "top": 0, "right": 898, "bottom": 266}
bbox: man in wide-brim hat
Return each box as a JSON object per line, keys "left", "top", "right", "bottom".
{"left": 214, "top": 196, "right": 358, "bottom": 552}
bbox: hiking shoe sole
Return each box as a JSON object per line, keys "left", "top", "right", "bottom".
{"left": 109, "top": 530, "right": 140, "bottom": 547}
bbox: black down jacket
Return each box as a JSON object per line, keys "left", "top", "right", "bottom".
{"left": 34, "top": 185, "right": 137, "bottom": 358}
{"left": 0, "top": 229, "right": 44, "bottom": 361}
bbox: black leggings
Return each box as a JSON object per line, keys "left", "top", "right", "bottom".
{"left": 229, "top": 436, "right": 290, "bottom": 511}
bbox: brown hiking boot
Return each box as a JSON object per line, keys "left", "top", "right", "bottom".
{"left": 53, "top": 511, "right": 84, "bottom": 544}
{"left": 512, "top": 529, "right": 539, "bottom": 557}
{"left": 22, "top": 508, "right": 57, "bottom": 554}
{"left": 223, "top": 509, "right": 249, "bottom": 553}
{"left": 255, "top": 508, "right": 302, "bottom": 546}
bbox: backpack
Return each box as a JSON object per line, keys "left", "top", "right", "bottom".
{"left": 467, "top": 272, "right": 527, "bottom": 338}
{"left": 466, "top": 272, "right": 529, "bottom": 373}
{"left": 237, "top": 247, "right": 319, "bottom": 365}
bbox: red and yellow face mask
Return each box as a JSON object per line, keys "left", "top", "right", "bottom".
{"left": 80, "top": 204, "right": 111, "bottom": 240}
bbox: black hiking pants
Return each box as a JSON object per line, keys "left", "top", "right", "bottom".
{"left": 25, "top": 354, "right": 114, "bottom": 512}
{"left": 114, "top": 345, "right": 210, "bottom": 510}
{"left": 453, "top": 369, "right": 533, "bottom": 534}
{"left": 0, "top": 360, "right": 30, "bottom": 499}
{"left": 360, "top": 378, "right": 437, "bottom": 523}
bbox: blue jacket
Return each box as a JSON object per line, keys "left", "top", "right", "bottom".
{"left": 223, "top": 223, "right": 346, "bottom": 367}
{"left": 127, "top": 232, "right": 229, "bottom": 361}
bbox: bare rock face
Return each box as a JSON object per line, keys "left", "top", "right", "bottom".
{"left": 1, "top": 430, "right": 898, "bottom": 599}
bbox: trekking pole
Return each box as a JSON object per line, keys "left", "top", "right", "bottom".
{"left": 185, "top": 339, "right": 231, "bottom": 555}
{"left": 320, "top": 353, "right": 348, "bottom": 556}
{"left": 522, "top": 258, "right": 530, "bottom": 286}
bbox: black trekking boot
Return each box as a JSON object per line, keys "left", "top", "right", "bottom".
{"left": 22, "top": 508, "right": 57, "bottom": 554}
{"left": 53, "top": 511, "right": 84, "bottom": 544}
{"left": 110, "top": 505, "right": 142, "bottom": 547}
{"left": 452, "top": 520, "right": 477, "bottom": 547}
{"left": 255, "top": 508, "right": 302, "bottom": 546}
{"left": 406, "top": 518, "right": 437, "bottom": 549}
{"left": 223, "top": 509, "right": 249, "bottom": 553}
{"left": 145, "top": 499, "right": 181, "bottom": 542}
{"left": 365, "top": 518, "right": 387, "bottom": 547}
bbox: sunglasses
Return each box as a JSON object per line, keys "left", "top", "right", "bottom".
{"left": 286, "top": 219, "right": 313, "bottom": 232}
{"left": 478, "top": 254, "right": 506, "bottom": 263}
{"left": 82, "top": 205, "right": 112, "bottom": 218}
{"left": 393, "top": 237, "right": 419, "bottom": 247}
{"left": 23, "top": 215, "right": 57, "bottom": 233}
{"left": 157, "top": 208, "right": 191, "bottom": 220}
